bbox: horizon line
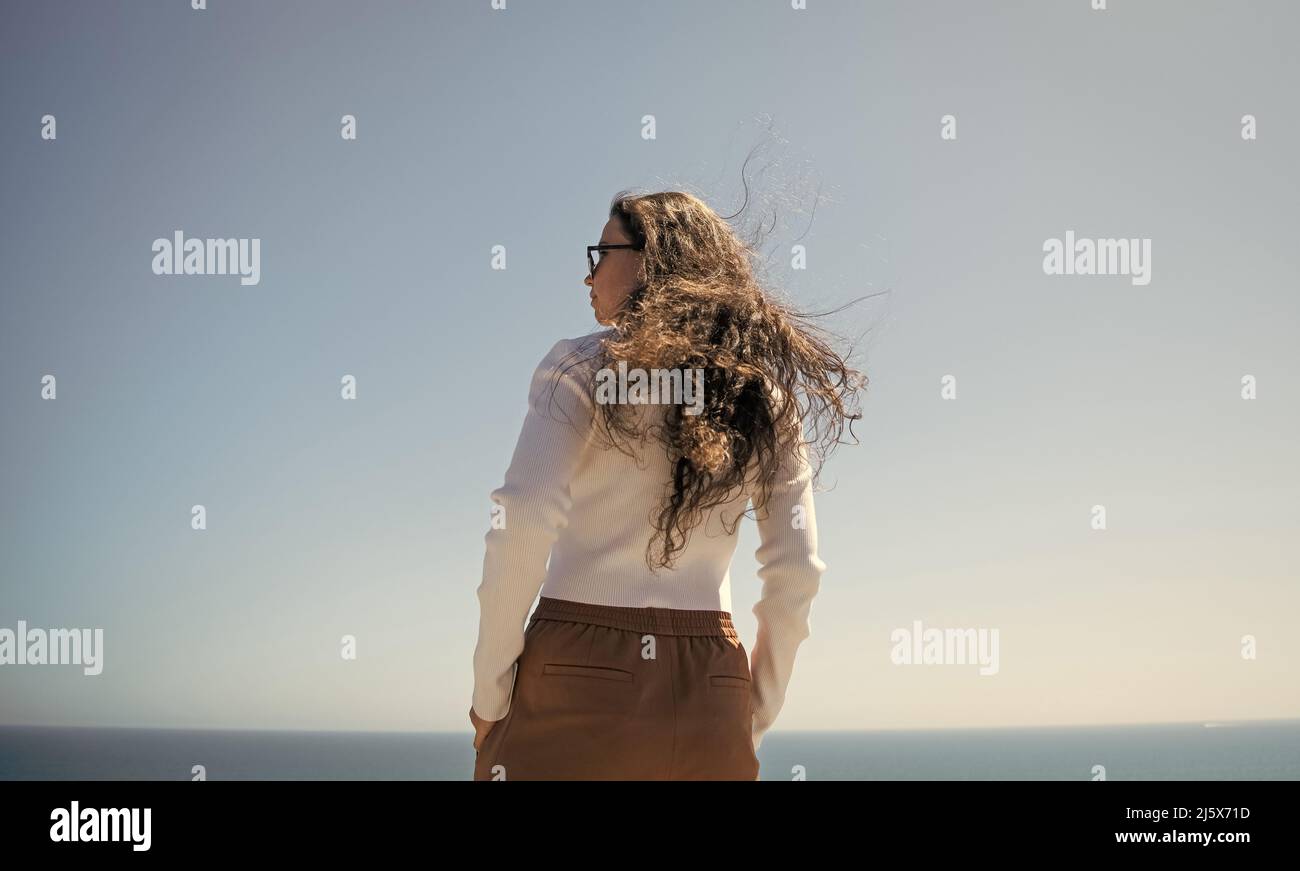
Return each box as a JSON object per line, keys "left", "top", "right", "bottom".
{"left": 2, "top": 716, "right": 1297, "bottom": 736}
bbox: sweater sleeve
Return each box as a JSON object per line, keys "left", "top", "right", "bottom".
{"left": 749, "top": 434, "right": 827, "bottom": 752}
{"left": 471, "top": 338, "right": 597, "bottom": 722}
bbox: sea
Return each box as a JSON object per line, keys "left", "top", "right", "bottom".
{"left": 1, "top": 720, "right": 1296, "bottom": 780}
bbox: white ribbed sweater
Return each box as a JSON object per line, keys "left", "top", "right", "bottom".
{"left": 471, "top": 329, "right": 827, "bottom": 752}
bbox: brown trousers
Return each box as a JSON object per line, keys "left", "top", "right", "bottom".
{"left": 474, "top": 595, "right": 760, "bottom": 781}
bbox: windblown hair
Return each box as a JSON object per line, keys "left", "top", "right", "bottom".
{"left": 554, "top": 188, "right": 867, "bottom": 572}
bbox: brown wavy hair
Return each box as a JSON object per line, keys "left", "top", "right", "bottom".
{"left": 555, "top": 188, "right": 867, "bottom": 572}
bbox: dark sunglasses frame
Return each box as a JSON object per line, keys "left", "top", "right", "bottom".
{"left": 587, "top": 243, "right": 640, "bottom": 280}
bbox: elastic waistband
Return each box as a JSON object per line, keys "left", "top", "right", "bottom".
{"left": 530, "top": 596, "right": 738, "bottom": 640}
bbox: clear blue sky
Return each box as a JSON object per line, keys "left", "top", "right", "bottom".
{"left": 1, "top": 0, "right": 1296, "bottom": 732}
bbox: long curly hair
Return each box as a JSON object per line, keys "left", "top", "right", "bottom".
{"left": 555, "top": 188, "right": 867, "bottom": 572}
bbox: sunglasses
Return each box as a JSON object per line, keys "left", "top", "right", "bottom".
{"left": 587, "top": 243, "right": 640, "bottom": 280}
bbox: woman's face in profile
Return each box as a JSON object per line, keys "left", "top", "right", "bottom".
{"left": 586, "top": 217, "right": 643, "bottom": 325}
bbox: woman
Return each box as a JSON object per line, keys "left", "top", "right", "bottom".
{"left": 470, "top": 189, "right": 864, "bottom": 780}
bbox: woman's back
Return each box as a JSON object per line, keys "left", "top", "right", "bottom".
{"left": 472, "top": 330, "right": 827, "bottom": 755}
{"left": 469, "top": 189, "right": 863, "bottom": 778}
{"left": 544, "top": 331, "right": 754, "bottom": 612}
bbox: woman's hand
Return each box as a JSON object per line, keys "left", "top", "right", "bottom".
{"left": 469, "top": 704, "right": 503, "bottom": 751}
